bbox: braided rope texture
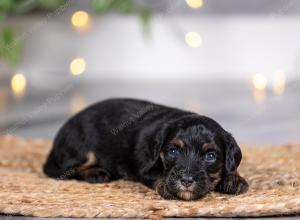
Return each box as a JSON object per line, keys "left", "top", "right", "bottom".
{"left": 0, "top": 136, "right": 299, "bottom": 218}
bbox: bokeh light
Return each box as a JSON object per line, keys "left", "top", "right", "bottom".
{"left": 70, "top": 58, "right": 86, "bottom": 76}
{"left": 71, "top": 11, "right": 90, "bottom": 30}
{"left": 185, "top": 32, "right": 202, "bottom": 48}
{"left": 11, "top": 73, "right": 27, "bottom": 97}
{"left": 272, "top": 70, "right": 286, "bottom": 96}
{"left": 185, "top": 0, "right": 204, "bottom": 9}
{"left": 252, "top": 74, "right": 267, "bottom": 91}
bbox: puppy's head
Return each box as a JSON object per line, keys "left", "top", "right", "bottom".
{"left": 150, "top": 116, "right": 241, "bottom": 200}
{"left": 159, "top": 124, "right": 224, "bottom": 200}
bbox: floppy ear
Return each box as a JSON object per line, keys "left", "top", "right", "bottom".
{"left": 216, "top": 130, "right": 248, "bottom": 194}
{"left": 200, "top": 116, "right": 242, "bottom": 173}
{"left": 222, "top": 131, "right": 242, "bottom": 174}
{"left": 136, "top": 124, "right": 169, "bottom": 181}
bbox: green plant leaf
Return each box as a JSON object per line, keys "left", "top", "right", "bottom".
{"left": 139, "top": 7, "right": 151, "bottom": 34}
{"left": 0, "top": 13, "right": 5, "bottom": 21}
{"left": 113, "top": 0, "right": 135, "bottom": 14}
{"left": 10, "top": 0, "right": 37, "bottom": 14}
{"left": 0, "top": 0, "right": 67, "bottom": 14}
{"left": 91, "top": 0, "right": 115, "bottom": 13}
{"left": 36, "top": 0, "right": 66, "bottom": 11}
{"left": 91, "top": 0, "right": 152, "bottom": 34}
{"left": 0, "top": 0, "right": 66, "bottom": 65}
{"left": 0, "top": 0, "right": 12, "bottom": 12}
{"left": 0, "top": 28, "right": 21, "bottom": 66}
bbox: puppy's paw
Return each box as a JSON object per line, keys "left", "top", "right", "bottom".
{"left": 81, "top": 168, "right": 111, "bottom": 183}
{"left": 217, "top": 173, "right": 249, "bottom": 195}
{"left": 155, "top": 180, "right": 176, "bottom": 200}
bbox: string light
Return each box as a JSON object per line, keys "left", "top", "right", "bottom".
{"left": 11, "top": 73, "right": 27, "bottom": 97}
{"left": 70, "top": 58, "right": 86, "bottom": 76}
{"left": 185, "top": 32, "right": 202, "bottom": 48}
{"left": 185, "top": 0, "right": 204, "bottom": 9}
{"left": 71, "top": 11, "right": 90, "bottom": 31}
{"left": 252, "top": 74, "right": 267, "bottom": 103}
{"left": 252, "top": 74, "right": 267, "bottom": 91}
{"left": 272, "top": 70, "right": 286, "bottom": 96}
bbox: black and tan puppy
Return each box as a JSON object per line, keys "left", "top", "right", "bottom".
{"left": 44, "top": 98, "right": 248, "bottom": 200}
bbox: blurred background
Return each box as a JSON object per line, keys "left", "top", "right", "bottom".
{"left": 0, "top": 0, "right": 299, "bottom": 144}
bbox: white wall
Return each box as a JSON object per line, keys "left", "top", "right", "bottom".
{"left": 18, "top": 15, "right": 300, "bottom": 84}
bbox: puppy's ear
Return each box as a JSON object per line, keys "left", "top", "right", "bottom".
{"left": 135, "top": 124, "right": 169, "bottom": 185}
{"left": 140, "top": 130, "right": 166, "bottom": 175}
{"left": 222, "top": 132, "right": 242, "bottom": 174}
{"left": 217, "top": 130, "right": 248, "bottom": 194}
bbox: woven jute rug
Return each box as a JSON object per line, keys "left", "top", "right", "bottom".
{"left": 0, "top": 136, "right": 300, "bottom": 218}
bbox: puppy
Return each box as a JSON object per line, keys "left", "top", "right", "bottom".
{"left": 43, "top": 98, "right": 248, "bottom": 200}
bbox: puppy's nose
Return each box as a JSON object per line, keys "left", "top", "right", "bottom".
{"left": 180, "top": 176, "right": 194, "bottom": 187}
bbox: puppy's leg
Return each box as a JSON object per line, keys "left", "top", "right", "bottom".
{"left": 154, "top": 179, "right": 176, "bottom": 200}
{"left": 78, "top": 167, "right": 111, "bottom": 183}
{"left": 216, "top": 172, "right": 248, "bottom": 195}
{"left": 44, "top": 128, "right": 112, "bottom": 183}
{"left": 75, "top": 151, "right": 111, "bottom": 183}
{"left": 44, "top": 127, "right": 89, "bottom": 179}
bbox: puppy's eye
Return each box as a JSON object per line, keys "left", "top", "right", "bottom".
{"left": 205, "top": 152, "right": 216, "bottom": 162}
{"left": 167, "top": 147, "right": 180, "bottom": 158}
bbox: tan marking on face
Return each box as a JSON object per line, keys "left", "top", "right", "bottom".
{"left": 160, "top": 152, "right": 164, "bottom": 161}
{"left": 209, "top": 170, "right": 222, "bottom": 189}
{"left": 177, "top": 191, "right": 195, "bottom": 200}
{"left": 210, "top": 170, "right": 221, "bottom": 179}
{"left": 202, "top": 143, "right": 214, "bottom": 151}
{"left": 160, "top": 152, "right": 167, "bottom": 169}
{"left": 170, "top": 139, "right": 184, "bottom": 148}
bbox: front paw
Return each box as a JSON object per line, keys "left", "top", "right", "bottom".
{"left": 155, "top": 179, "right": 176, "bottom": 200}
{"left": 217, "top": 173, "right": 249, "bottom": 195}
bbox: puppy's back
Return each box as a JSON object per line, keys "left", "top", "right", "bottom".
{"left": 43, "top": 98, "right": 173, "bottom": 179}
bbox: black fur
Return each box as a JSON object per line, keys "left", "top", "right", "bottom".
{"left": 43, "top": 98, "right": 248, "bottom": 200}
